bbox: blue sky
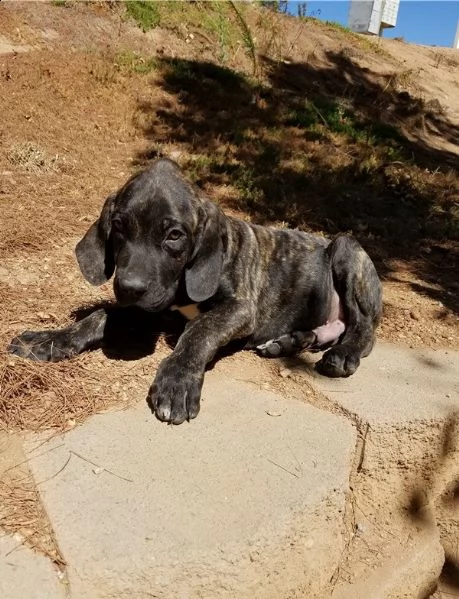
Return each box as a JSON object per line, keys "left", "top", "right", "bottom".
{"left": 287, "top": 1, "right": 459, "bottom": 47}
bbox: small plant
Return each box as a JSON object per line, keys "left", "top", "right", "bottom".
{"left": 228, "top": 0, "right": 258, "bottom": 75}
{"left": 287, "top": 101, "right": 318, "bottom": 129}
{"left": 7, "top": 142, "right": 59, "bottom": 173}
{"left": 114, "top": 51, "right": 157, "bottom": 75}
{"left": 259, "top": 1, "right": 288, "bottom": 13}
{"left": 324, "top": 21, "right": 353, "bottom": 34}
{"left": 286, "top": 98, "right": 404, "bottom": 150}
{"left": 89, "top": 62, "right": 117, "bottom": 85}
{"left": 234, "top": 165, "right": 263, "bottom": 208}
{"left": 199, "top": 1, "right": 243, "bottom": 65}
{"left": 125, "top": 1, "right": 160, "bottom": 33}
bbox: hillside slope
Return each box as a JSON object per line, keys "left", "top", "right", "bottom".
{"left": 0, "top": 0, "right": 458, "bottom": 352}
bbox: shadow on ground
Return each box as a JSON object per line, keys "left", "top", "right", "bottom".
{"left": 407, "top": 413, "right": 459, "bottom": 597}
{"left": 70, "top": 304, "right": 182, "bottom": 361}
{"left": 134, "top": 50, "right": 458, "bottom": 313}
{"left": 70, "top": 303, "right": 247, "bottom": 366}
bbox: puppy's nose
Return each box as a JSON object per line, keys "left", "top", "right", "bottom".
{"left": 118, "top": 277, "right": 148, "bottom": 299}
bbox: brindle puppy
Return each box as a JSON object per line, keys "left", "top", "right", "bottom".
{"left": 9, "top": 159, "right": 382, "bottom": 424}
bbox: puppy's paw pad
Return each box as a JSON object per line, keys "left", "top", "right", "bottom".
{"left": 256, "top": 340, "right": 282, "bottom": 358}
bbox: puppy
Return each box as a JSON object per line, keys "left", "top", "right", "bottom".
{"left": 9, "top": 159, "right": 382, "bottom": 424}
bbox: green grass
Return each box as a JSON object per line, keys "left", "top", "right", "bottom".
{"left": 228, "top": 0, "right": 258, "bottom": 74}
{"left": 204, "top": 2, "right": 232, "bottom": 63}
{"left": 324, "top": 21, "right": 353, "bottom": 34}
{"left": 137, "top": 1, "right": 258, "bottom": 70}
{"left": 287, "top": 98, "right": 404, "bottom": 150}
{"left": 161, "top": 58, "right": 250, "bottom": 95}
{"left": 114, "top": 50, "right": 157, "bottom": 75}
{"left": 125, "top": 1, "right": 160, "bottom": 32}
{"left": 234, "top": 165, "right": 263, "bottom": 207}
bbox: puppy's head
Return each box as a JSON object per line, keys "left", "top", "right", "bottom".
{"left": 75, "top": 159, "right": 224, "bottom": 310}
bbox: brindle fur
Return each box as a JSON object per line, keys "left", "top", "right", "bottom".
{"left": 9, "top": 159, "right": 382, "bottom": 424}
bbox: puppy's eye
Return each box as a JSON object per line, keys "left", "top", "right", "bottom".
{"left": 167, "top": 229, "right": 183, "bottom": 241}
{"left": 112, "top": 217, "right": 124, "bottom": 233}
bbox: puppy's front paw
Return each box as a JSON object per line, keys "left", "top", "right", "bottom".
{"left": 147, "top": 361, "right": 204, "bottom": 425}
{"left": 8, "top": 330, "right": 75, "bottom": 362}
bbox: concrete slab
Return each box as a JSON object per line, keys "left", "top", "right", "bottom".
{"left": 0, "top": 534, "right": 65, "bottom": 599}
{"left": 296, "top": 342, "right": 459, "bottom": 425}
{"left": 282, "top": 342, "right": 458, "bottom": 597}
{"left": 25, "top": 374, "right": 356, "bottom": 599}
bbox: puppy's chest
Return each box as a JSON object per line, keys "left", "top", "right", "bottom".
{"left": 170, "top": 303, "right": 200, "bottom": 320}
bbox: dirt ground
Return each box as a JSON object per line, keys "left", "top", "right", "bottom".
{"left": 0, "top": 2, "right": 458, "bottom": 595}
{"left": 0, "top": 1, "right": 457, "bottom": 427}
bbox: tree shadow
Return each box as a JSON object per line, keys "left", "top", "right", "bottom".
{"left": 406, "top": 413, "right": 459, "bottom": 597}
{"left": 134, "top": 51, "right": 458, "bottom": 313}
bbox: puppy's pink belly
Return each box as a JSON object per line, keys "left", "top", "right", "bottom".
{"left": 313, "top": 319, "right": 345, "bottom": 345}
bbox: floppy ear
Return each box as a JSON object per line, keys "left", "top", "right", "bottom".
{"left": 75, "top": 193, "right": 116, "bottom": 286}
{"left": 185, "top": 201, "right": 224, "bottom": 303}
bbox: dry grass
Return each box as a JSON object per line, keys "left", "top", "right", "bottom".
{"left": 0, "top": 354, "right": 112, "bottom": 432}
{"left": 0, "top": 270, "right": 125, "bottom": 434}
{"left": 0, "top": 472, "right": 65, "bottom": 566}
{"left": 7, "top": 142, "right": 59, "bottom": 173}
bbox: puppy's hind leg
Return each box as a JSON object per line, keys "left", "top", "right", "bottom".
{"left": 317, "top": 235, "right": 382, "bottom": 378}
{"left": 256, "top": 330, "right": 317, "bottom": 358}
{"left": 256, "top": 317, "right": 346, "bottom": 358}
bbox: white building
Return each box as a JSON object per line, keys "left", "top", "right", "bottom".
{"left": 454, "top": 20, "right": 459, "bottom": 48}
{"left": 349, "top": 0, "right": 400, "bottom": 36}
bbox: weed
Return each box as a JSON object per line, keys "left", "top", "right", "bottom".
{"left": 154, "top": 1, "right": 234, "bottom": 64}
{"left": 431, "top": 50, "right": 459, "bottom": 71}
{"left": 433, "top": 50, "right": 444, "bottom": 69}
{"left": 286, "top": 97, "right": 404, "bottom": 150}
{"left": 7, "top": 142, "right": 59, "bottom": 173}
{"left": 287, "top": 99, "right": 358, "bottom": 137}
{"left": 370, "top": 121, "right": 403, "bottom": 143}
{"left": 207, "top": 2, "right": 232, "bottom": 63}
{"left": 324, "top": 21, "right": 356, "bottom": 35}
{"left": 384, "top": 144, "right": 406, "bottom": 163}
{"left": 125, "top": 1, "right": 160, "bottom": 33}
{"left": 186, "top": 154, "right": 220, "bottom": 183}
{"left": 358, "top": 154, "right": 381, "bottom": 175}
{"left": 203, "top": 1, "right": 255, "bottom": 66}
{"left": 228, "top": 0, "right": 258, "bottom": 75}
{"left": 383, "top": 68, "right": 420, "bottom": 93}
{"left": 89, "top": 62, "right": 117, "bottom": 85}
{"left": 234, "top": 165, "right": 263, "bottom": 208}
{"left": 360, "top": 37, "right": 389, "bottom": 57}
{"left": 426, "top": 204, "right": 459, "bottom": 240}
{"left": 114, "top": 50, "right": 157, "bottom": 75}
{"left": 51, "top": 0, "right": 69, "bottom": 6}
{"left": 259, "top": 1, "right": 289, "bottom": 13}
{"left": 286, "top": 101, "right": 317, "bottom": 128}
{"left": 162, "top": 57, "right": 198, "bottom": 85}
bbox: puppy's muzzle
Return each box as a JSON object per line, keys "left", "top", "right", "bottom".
{"left": 115, "top": 276, "right": 149, "bottom": 304}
